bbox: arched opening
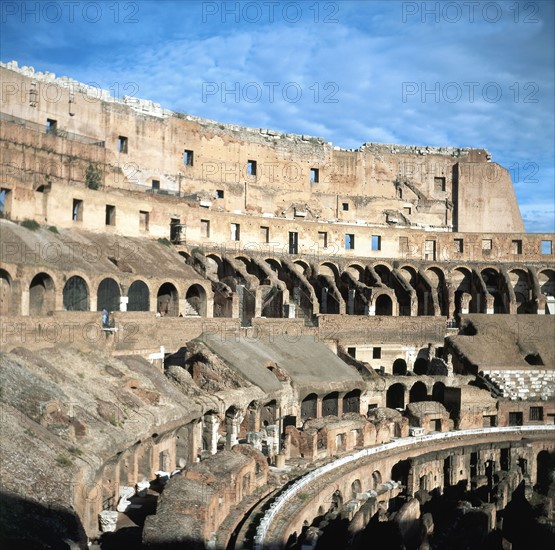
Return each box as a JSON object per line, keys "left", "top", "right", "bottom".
{"left": 97, "top": 278, "right": 121, "bottom": 312}
{"left": 0, "top": 269, "right": 13, "bottom": 316}
{"left": 375, "top": 294, "right": 393, "bottom": 316}
{"left": 127, "top": 280, "right": 150, "bottom": 311}
{"left": 413, "top": 357, "right": 428, "bottom": 375}
{"left": 322, "top": 392, "right": 339, "bottom": 417}
{"left": 432, "top": 382, "right": 446, "bottom": 403}
{"left": 426, "top": 267, "right": 448, "bottom": 315}
{"left": 409, "top": 381, "right": 428, "bottom": 403}
{"left": 260, "top": 400, "right": 277, "bottom": 428}
{"left": 374, "top": 264, "right": 392, "bottom": 286}
{"left": 157, "top": 282, "right": 179, "bottom": 316}
{"left": 372, "top": 470, "right": 382, "bottom": 490}
{"left": 452, "top": 267, "right": 473, "bottom": 315}
{"left": 536, "top": 450, "right": 554, "bottom": 495}
{"left": 482, "top": 268, "right": 507, "bottom": 313}
{"left": 301, "top": 393, "right": 318, "bottom": 422}
{"left": 538, "top": 269, "right": 555, "bottom": 314}
{"left": 391, "top": 460, "right": 410, "bottom": 488}
{"left": 63, "top": 276, "right": 89, "bottom": 311}
{"left": 29, "top": 272, "right": 55, "bottom": 316}
{"left": 386, "top": 383, "right": 405, "bottom": 409}
{"left": 509, "top": 269, "right": 531, "bottom": 313}
{"left": 343, "top": 390, "right": 361, "bottom": 414}
{"left": 392, "top": 358, "right": 407, "bottom": 376}
{"left": 351, "top": 479, "right": 362, "bottom": 499}
{"left": 185, "top": 284, "right": 207, "bottom": 317}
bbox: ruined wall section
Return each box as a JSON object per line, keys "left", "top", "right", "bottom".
{"left": 1, "top": 61, "right": 524, "bottom": 234}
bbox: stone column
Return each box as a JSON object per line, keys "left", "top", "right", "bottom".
{"left": 225, "top": 410, "right": 244, "bottom": 449}
{"left": 203, "top": 414, "right": 219, "bottom": 455}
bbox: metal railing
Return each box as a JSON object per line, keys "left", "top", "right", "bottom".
{"left": 252, "top": 424, "right": 555, "bottom": 549}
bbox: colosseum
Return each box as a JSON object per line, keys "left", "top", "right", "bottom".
{"left": 0, "top": 60, "right": 554, "bottom": 550}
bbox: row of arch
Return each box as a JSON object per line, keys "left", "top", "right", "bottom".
{"left": 0, "top": 267, "right": 210, "bottom": 317}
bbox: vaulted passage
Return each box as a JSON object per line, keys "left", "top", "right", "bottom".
{"left": 127, "top": 280, "right": 150, "bottom": 311}
{"left": 97, "top": 278, "right": 121, "bottom": 312}
{"left": 157, "top": 282, "right": 179, "bottom": 316}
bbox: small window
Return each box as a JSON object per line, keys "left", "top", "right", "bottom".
{"left": 46, "top": 118, "right": 57, "bottom": 134}
{"left": 371, "top": 235, "right": 381, "bottom": 251}
{"left": 342, "top": 202, "right": 349, "bottom": 211}
{"left": 118, "top": 136, "right": 128, "bottom": 154}
{"left": 434, "top": 176, "right": 446, "bottom": 191}
{"left": 318, "top": 231, "right": 328, "bottom": 248}
{"left": 399, "top": 236, "right": 409, "bottom": 256}
{"left": 482, "top": 239, "right": 492, "bottom": 255}
{"left": 512, "top": 240, "right": 522, "bottom": 255}
{"left": 310, "top": 168, "right": 319, "bottom": 183}
{"left": 216, "top": 189, "right": 224, "bottom": 199}
{"left": 201, "top": 219, "right": 210, "bottom": 238}
{"left": 541, "top": 240, "right": 552, "bottom": 255}
{"left": 529, "top": 407, "right": 543, "bottom": 421}
{"left": 72, "top": 199, "right": 83, "bottom": 222}
{"left": 105, "top": 205, "right": 116, "bottom": 226}
{"left": 231, "top": 223, "right": 240, "bottom": 241}
{"left": 345, "top": 234, "right": 355, "bottom": 250}
{"left": 403, "top": 207, "right": 411, "bottom": 216}
{"left": 347, "top": 347, "right": 356, "bottom": 358}
{"left": 247, "top": 160, "right": 257, "bottom": 176}
{"left": 151, "top": 179, "right": 160, "bottom": 190}
{"left": 184, "top": 149, "right": 194, "bottom": 166}
{"left": 373, "top": 347, "right": 382, "bottom": 359}
{"left": 139, "top": 210, "right": 149, "bottom": 231}
{"left": 260, "top": 226, "right": 269, "bottom": 243}
{"left": 454, "top": 238, "right": 464, "bottom": 253}
{"left": 425, "top": 239, "right": 436, "bottom": 261}
{"left": 289, "top": 232, "right": 298, "bottom": 254}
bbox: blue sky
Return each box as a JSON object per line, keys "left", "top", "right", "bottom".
{"left": 1, "top": 0, "right": 553, "bottom": 232}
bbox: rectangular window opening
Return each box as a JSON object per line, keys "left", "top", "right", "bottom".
{"left": 347, "top": 347, "right": 356, "bottom": 358}
{"left": 184, "top": 149, "right": 194, "bottom": 166}
{"left": 231, "top": 223, "right": 240, "bottom": 241}
{"left": 247, "top": 160, "right": 257, "bottom": 176}
{"left": 425, "top": 239, "right": 436, "bottom": 261}
{"left": 373, "top": 347, "right": 382, "bottom": 359}
{"left": 260, "top": 226, "right": 269, "bottom": 243}
{"left": 345, "top": 234, "right": 355, "bottom": 250}
{"left": 310, "top": 168, "right": 319, "bottom": 183}
{"left": 454, "top": 238, "right": 464, "bottom": 253}
{"left": 46, "top": 118, "right": 57, "bottom": 134}
{"left": 434, "top": 176, "right": 446, "bottom": 192}
{"left": 403, "top": 206, "right": 412, "bottom": 216}
{"left": 72, "top": 199, "right": 83, "bottom": 222}
{"left": 118, "top": 136, "right": 128, "bottom": 154}
{"left": 105, "top": 205, "right": 116, "bottom": 226}
{"left": 541, "top": 240, "right": 552, "bottom": 255}
{"left": 342, "top": 202, "right": 349, "bottom": 211}
{"left": 482, "top": 239, "right": 492, "bottom": 256}
{"left": 530, "top": 407, "right": 543, "bottom": 421}
{"left": 151, "top": 179, "right": 160, "bottom": 191}
{"left": 289, "top": 231, "right": 298, "bottom": 254}
{"left": 139, "top": 210, "right": 149, "bottom": 231}
{"left": 216, "top": 189, "right": 224, "bottom": 199}
{"left": 512, "top": 239, "right": 522, "bottom": 255}
{"left": 0, "top": 188, "right": 12, "bottom": 216}
{"left": 318, "top": 231, "right": 328, "bottom": 249}
{"left": 371, "top": 235, "right": 381, "bottom": 251}
{"left": 201, "top": 219, "right": 210, "bottom": 238}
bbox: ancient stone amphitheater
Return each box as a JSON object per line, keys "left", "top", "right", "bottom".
{"left": 0, "top": 60, "right": 554, "bottom": 550}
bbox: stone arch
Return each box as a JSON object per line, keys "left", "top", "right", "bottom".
{"left": 374, "top": 264, "right": 392, "bottom": 286}
{"left": 391, "top": 460, "right": 410, "bottom": 487}
{"left": 157, "top": 282, "right": 179, "bottom": 317}
{"left": 536, "top": 450, "right": 553, "bottom": 494}
{"left": 322, "top": 392, "right": 339, "bottom": 417}
{"left": 185, "top": 284, "right": 207, "bottom": 317}
{"left": 29, "top": 272, "right": 55, "bottom": 316}
{"left": 260, "top": 400, "right": 277, "bottom": 427}
{"left": 97, "top": 277, "right": 121, "bottom": 312}
{"left": 386, "top": 383, "right": 405, "bottom": 409}
{"left": 265, "top": 258, "right": 282, "bottom": 273}
{"left": 127, "top": 280, "right": 150, "bottom": 311}
{"left": 538, "top": 269, "right": 555, "bottom": 314}
{"left": 293, "top": 260, "right": 310, "bottom": 275}
{"left": 481, "top": 267, "right": 507, "bottom": 313}
{"left": 301, "top": 393, "right": 318, "bottom": 422}
{"left": 375, "top": 293, "right": 393, "bottom": 316}
{"left": 345, "top": 263, "right": 365, "bottom": 281}
{"left": 393, "top": 358, "right": 407, "bottom": 375}
{"left": 0, "top": 268, "right": 15, "bottom": 316}
{"left": 508, "top": 269, "right": 532, "bottom": 313}
{"left": 319, "top": 261, "right": 340, "bottom": 281}
{"left": 63, "top": 275, "right": 90, "bottom": 311}
{"left": 178, "top": 251, "right": 191, "bottom": 263}
{"left": 205, "top": 254, "right": 224, "bottom": 278}
{"left": 451, "top": 266, "right": 473, "bottom": 314}
{"left": 409, "top": 381, "right": 428, "bottom": 403}
{"left": 343, "top": 389, "right": 361, "bottom": 414}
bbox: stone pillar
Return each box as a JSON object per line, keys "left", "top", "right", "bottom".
{"left": 348, "top": 289, "right": 355, "bottom": 315}
{"left": 321, "top": 288, "right": 328, "bottom": 314}
{"left": 225, "top": 410, "right": 244, "bottom": 449}
{"left": 203, "top": 414, "right": 219, "bottom": 455}
{"left": 119, "top": 296, "right": 128, "bottom": 312}
{"left": 21, "top": 287, "right": 29, "bottom": 316}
